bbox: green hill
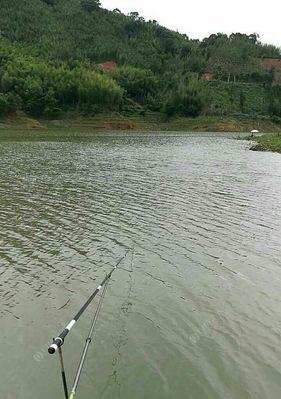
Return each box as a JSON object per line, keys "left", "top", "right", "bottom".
{"left": 0, "top": 0, "right": 280, "bottom": 125}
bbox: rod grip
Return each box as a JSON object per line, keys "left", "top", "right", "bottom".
{"left": 48, "top": 337, "right": 63, "bottom": 354}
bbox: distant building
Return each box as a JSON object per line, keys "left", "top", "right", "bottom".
{"left": 201, "top": 72, "right": 213, "bottom": 81}
{"left": 96, "top": 61, "right": 118, "bottom": 73}
{"left": 259, "top": 58, "right": 281, "bottom": 83}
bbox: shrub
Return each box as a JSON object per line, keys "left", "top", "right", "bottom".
{"left": 0, "top": 51, "right": 123, "bottom": 115}
{"left": 110, "top": 66, "right": 157, "bottom": 104}
{"left": 164, "top": 79, "right": 205, "bottom": 118}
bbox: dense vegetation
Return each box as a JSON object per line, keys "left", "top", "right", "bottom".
{"left": 0, "top": 0, "right": 280, "bottom": 121}
{"left": 246, "top": 133, "right": 281, "bottom": 153}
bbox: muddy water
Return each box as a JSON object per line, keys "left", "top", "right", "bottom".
{"left": 0, "top": 131, "right": 281, "bottom": 399}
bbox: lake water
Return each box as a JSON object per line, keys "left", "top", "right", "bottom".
{"left": 1, "top": 130, "right": 281, "bottom": 399}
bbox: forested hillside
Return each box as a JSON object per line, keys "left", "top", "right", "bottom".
{"left": 0, "top": 0, "right": 280, "bottom": 121}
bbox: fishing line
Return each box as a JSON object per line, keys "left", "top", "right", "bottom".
{"left": 48, "top": 252, "right": 129, "bottom": 399}
{"left": 48, "top": 254, "right": 127, "bottom": 354}
{"left": 99, "top": 250, "right": 135, "bottom": 397}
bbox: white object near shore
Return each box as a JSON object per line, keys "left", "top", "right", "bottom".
{"left": 250, "top": 129, "right": 259, "bottom": 137}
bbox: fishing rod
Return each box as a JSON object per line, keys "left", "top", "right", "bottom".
{"left": 48, "top": 255, "right": 126, "bottom": 355}
{"left": 48, "top": 253, "right": 128, "bottom": 399}
{"left": 69, "top": 280, "right": 109, "bottom": 399}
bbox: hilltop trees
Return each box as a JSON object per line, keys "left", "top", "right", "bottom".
{"left": 81, "top": 0, "right": 101, "bottom": 12}
{"left": 42, "top": 0, "right": 55, "bottom": 5}
{"left": 0, "top": 1, "right": 279, "bottom": 74}
{"left": 204, "top": 33, "right": 279, "bottom": 83}
{"left": 0, "top": 0, "right": 280, "bottom": 119}
{"left": 207, "top": 43, "right": 248, "bottom": 82}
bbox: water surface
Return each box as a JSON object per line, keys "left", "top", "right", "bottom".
{"left": 0, "top": 130, "right": 281, "bottom": 399}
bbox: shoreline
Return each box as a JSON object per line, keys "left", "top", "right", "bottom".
{"left": 248, "top": 134, "right": 281, "bottom": 153}
{"left": 1, "top": 114, "right": 281, "bottom": 154}
{"left": 0, "top": 113, "right": 281, "bottom": 133}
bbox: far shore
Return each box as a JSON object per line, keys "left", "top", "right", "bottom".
{"left": 1, "top": 113, "right": 281, "bottom": 154}
{"left": 0, "top": 112, "right": 281, "bottom": 134}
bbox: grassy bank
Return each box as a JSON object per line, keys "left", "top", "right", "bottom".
{"left": 248, "top": 133, "right": 281, "bottom": 153}
{"left": 0, "top": 112, "right": 281, "bottom": 133}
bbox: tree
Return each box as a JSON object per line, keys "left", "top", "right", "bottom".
{"left": 81, "top": 0, "right": 101, "bottom": 12}
{"left": 110, "top": 66, "right": 157, "bottom": 104}
{"left": 0, "top": 93, "right": 9, "bottom": 113}
{"left": 268, "top": 86, "right": 281, "bottom": 117}
{"left": 148, "top": 20, "right": 159, "bottom": 26}
{"left": 42, "top": 0, "right": 56, "bottom": 5}
{"left": 164, "top": 78, "right": 204, "bottom": 118}
{"left": 128, "top": 12, "right": 140, "bottom": 20}
{"left": 208, "top": 42, "right": 253, "bottom": 82}
{"left": 239, "top": 91, "right": 246, "bottom": 113}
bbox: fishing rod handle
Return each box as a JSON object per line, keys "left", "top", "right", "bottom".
{"left": 48, "top": 338, "right": 63, "bottom": 354}
{"left": 48, "top": 323, "right": 74, "bottom": 354}
{"left": 48, "top": 283, "right": 103, "bottom": 354}
{"left": 48, "top": 254, "right": 127, "bottom": 355}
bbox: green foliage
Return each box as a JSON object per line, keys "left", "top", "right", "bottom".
{"left": 203, "top": 81, "right": 271, "bottom": 115}
{"left": 0, "top": 93, "right": 9, "bottom": 113}
{"left": 164, "top": 79, "right": 204, "bottom": 118}
{"left": 80, "top": 0, "right": 101, "bottom": 12}
{"left": 239, "top": 91, "right": 246, "bottom": 113}
{"left": 268, "top": 86, "right": 281, "bottom": 117}
{"left": 0, "top": 92, "right": 22, "bottom": 113}
{"left": 249, "top": 133, "right": 281, "bottom": 153}
{"left": 42, "top": 0, "right": 56, "bottom": 6}
{"left": 0, "top": 0, "right": 279, "bottom": 119}
{"left": 204, "top": 33, "right": 280, "bottom": 83}
{"left": 110, "top": 66, "right": 157, "bottom": 103}
{"left": 0, "top": 44, "right": 123, "bottom": 115}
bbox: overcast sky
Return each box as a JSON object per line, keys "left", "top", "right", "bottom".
{"left": 101, "top": 0, "right": 281, "bottom": 47}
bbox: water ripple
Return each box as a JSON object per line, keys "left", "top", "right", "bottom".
{"left": 0, "top": 132, "right": 281, "bottom": 399}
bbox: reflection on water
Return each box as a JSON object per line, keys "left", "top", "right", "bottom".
{"left": 0, "top": 131, "right": 281, "bottom": 399}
